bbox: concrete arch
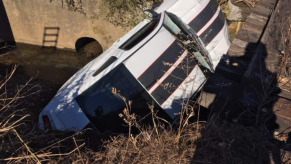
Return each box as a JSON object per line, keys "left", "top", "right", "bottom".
{"left": 75, "top": 37, "right": 103, "bottom": 57}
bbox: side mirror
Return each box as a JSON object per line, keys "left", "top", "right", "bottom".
{"left": 144, "top": 9, "right": 159, "bottom": 18}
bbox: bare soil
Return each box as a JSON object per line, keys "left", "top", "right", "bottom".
{"left": 0, "top": 43, "right": 92, "bottom": 84}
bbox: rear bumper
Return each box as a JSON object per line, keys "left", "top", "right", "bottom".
{"left": 38, "top": 99, "right": 90, "bottom": 131}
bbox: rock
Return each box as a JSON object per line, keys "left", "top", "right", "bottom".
{"left": 228, "top": 0, "right": 252, "bottom": 21}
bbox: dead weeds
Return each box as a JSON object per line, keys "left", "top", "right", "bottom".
{"left": 0, "top": 65, "right": 290, "bottom": 163}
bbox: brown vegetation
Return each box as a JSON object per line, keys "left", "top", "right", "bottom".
{"left": 0, "top": 66, "right": 290, "bottom": 163}
{"left": 277, "top": 16, "right": 291, "bottom": 93}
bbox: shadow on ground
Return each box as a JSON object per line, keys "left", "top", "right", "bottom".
{"left": 192, "top": 42, "right": 291, "bottom": 164}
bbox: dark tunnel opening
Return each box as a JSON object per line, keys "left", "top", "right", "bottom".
{"left": 0, "top": 0, "right": 16, "bottom": 54}
{"left": 75, "top": 37, "right": 103, "bottom": 58}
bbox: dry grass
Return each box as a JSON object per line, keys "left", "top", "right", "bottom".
{"left": 0, "top": 66, "right": 91, "bottom": 163}
{"left": 277, "top": 16, "right": 291, "bottom": 92}
{"left": 0, "top": 65, "right": 290, "bottom": 163}
{"left": 94, "top": 117, "right": 276, "bottom": 164}
{"left": 77, "top": 88, "right": 286, "bottom": 164}
{"left": 235, "top": 0, "right": 258, "bottom": 8}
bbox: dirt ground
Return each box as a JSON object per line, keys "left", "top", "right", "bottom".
{"left": 0, "top": 64, "right": 61, "bottom": 123}
{"left": 0, "top": 44, "right": 89, "bottom": 127}
{"left": 259, "top": 0, "right": 291, "bottom": 132}
{"left": 262, "top": 0, "right": 291, "bottom": 79}
{"left": 0, "top": 43, "right": 93, "bottom": 84}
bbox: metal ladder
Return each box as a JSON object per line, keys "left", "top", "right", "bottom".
{"left": 42, "top": 27, "right": 60, "bottom": 49}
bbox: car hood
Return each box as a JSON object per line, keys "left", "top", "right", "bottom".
{"left": 157, "top": 0, "right": 204, "bottom": 20}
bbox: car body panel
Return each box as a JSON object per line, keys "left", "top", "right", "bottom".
{"left": 123, "top": 26, "right": 176, "bottom": 80}
{"left": 57, "top": 100, "right": 90, "bottom": 130}
{"left": 39, "top": 0, "right": 230, "bottom": 131}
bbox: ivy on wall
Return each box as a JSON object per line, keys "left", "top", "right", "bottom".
{"left": 49, "top": 0, "right": 162, "bottom": 28}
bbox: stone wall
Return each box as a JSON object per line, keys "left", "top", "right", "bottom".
{"left": 2, "top": 0, "right": 126, "bottom": 51}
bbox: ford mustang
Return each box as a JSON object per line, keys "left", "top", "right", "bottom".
{"left": 39, "top": 0, "right": 230, "bottom": 133}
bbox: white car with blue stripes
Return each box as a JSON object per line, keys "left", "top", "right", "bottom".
{"left": 39, "top": 0, "right": 231, "bottom": 133}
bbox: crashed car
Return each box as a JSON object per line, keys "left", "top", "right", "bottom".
{"left": 39, "top": 0, "right": 230, "bottom": 133}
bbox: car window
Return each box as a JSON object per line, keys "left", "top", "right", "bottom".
{"left": 163, "top": 14, "right": 181, "bottom": 35}
{"left": 163, "top": 12, "right": 214, "bottom": 72}
{"left": 120, "top": 17, "right": 160, "bottom": 50}
{"left": 76, "top": 64, "right": 171, "bottom": 133}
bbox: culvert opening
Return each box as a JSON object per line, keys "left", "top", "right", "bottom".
{"left": 75, "top": 37, "right": 103, "bottom": 58}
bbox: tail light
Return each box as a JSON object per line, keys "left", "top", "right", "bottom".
{"left": 42, "top": 115, "right": 52, "bottom": 130}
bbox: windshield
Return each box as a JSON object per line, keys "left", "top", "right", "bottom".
{"left": 75, "top": 64, "right": 171, "bottom": 133}
{"left": 120, "top": 16, "right": 160, "bottom": 50}
{"left": 163, "top": 12, "right": 214, "bottom": 72}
